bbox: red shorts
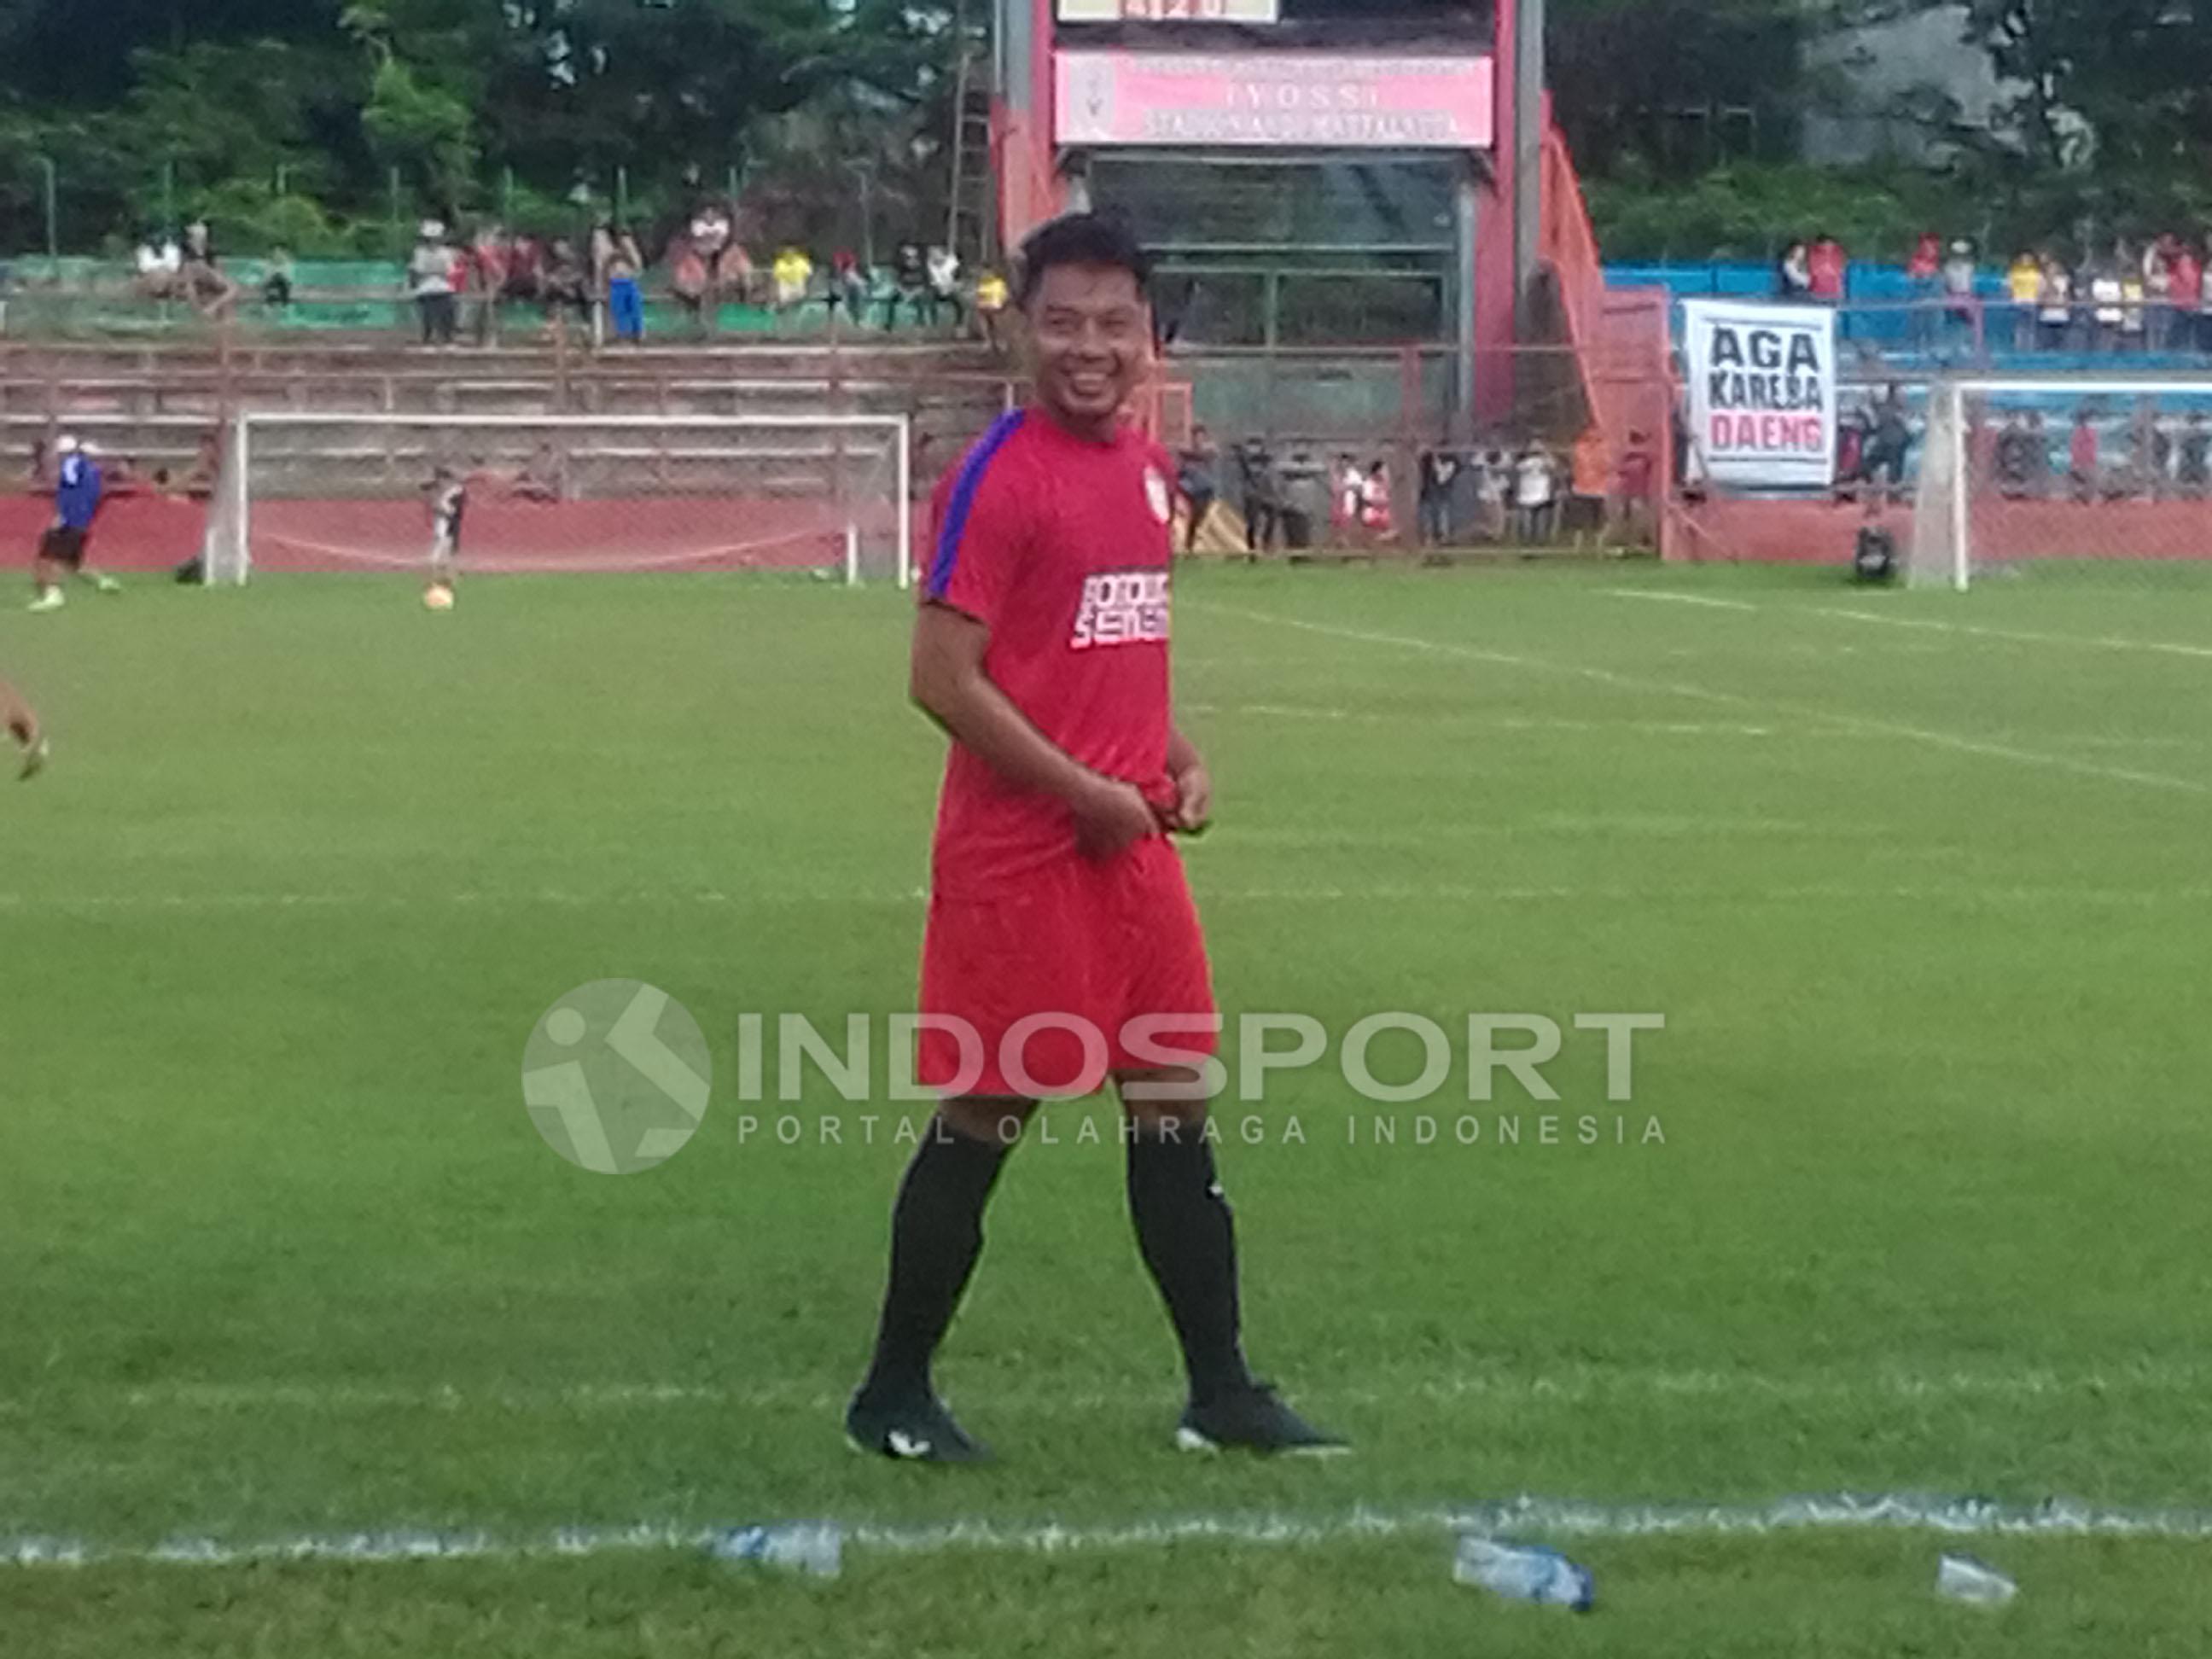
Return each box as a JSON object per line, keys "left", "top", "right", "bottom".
{"left": 918, "top": 835, "right": 1217, "bottom": 1097}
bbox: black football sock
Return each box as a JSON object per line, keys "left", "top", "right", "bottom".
{"left": 1126, "top": 1126, "right": 1253, "bottom": 1407}
{"left": 859, "top": 1115, "right": 1012, "bottom": 1403}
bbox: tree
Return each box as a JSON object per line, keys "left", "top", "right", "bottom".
{"left": 1941, "top": 0, "right": 2212, "bottom": 236}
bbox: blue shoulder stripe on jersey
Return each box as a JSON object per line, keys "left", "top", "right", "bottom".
{"left": 927, "top": 410, "right": 1027, "bottom": 600}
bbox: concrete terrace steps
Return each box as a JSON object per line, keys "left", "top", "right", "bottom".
{"left": 0, "top": 337, "right": 1016, "bottom": 474}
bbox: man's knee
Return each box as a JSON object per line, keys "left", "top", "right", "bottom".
{"left": 1118, "top": 1066, "right": 1215, "bottom": 1136}
{"left": 938, "top": 1095, "right": 1036, "bottom": 1148}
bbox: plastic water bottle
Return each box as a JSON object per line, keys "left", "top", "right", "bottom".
{"left": 1936, "top": 1552, "right": 2017, "bottom": 1607}
{"left": 710, "top": 1522, "right": 844, "bottom": 1579}
{"left": 1452, "top": 1535, "right": 1595, "bottom": 1611}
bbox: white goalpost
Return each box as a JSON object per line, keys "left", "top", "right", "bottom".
{"left": 1912, "top": 375, "right": 2212, "bottom": 591}
{"left": 201, "top": 411, "right": 913, "bottom": 589}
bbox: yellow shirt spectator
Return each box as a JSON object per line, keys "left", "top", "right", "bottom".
{"left": 2006, "top": 255, "right": 2040, "bottom": 306}
{"left": 975, "top": 271, "right": 1009, "bottom": 312}
{"left": 772, "top": 247, "right": 813, "bottom": 307}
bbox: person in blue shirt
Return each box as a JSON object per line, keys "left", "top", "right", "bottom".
{"left": 28, "top": 434, "right": 121, "bottom": 612}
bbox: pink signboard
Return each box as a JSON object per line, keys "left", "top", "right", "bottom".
{"left": 1055, "top": 50, "right": 1494, "bottom": 150}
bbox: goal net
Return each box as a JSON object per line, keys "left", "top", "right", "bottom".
{"left": 1912, "top": 377, "right": 2212, "bottom": 590}
{"left": 201, "top": 413, "right": 911, "bottom": 587}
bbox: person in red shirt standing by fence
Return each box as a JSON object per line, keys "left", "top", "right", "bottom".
{"left": 2168, "top": 240, "right": 2203, "bottom": 355}
{"left": 1807, "top": 233, "right": 1847, "bottom": 304}
{"left": 1906, "top": 232, "right": 1942, "bottom": 351}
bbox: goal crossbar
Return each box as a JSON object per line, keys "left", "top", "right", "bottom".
{"left": 206, "top": 410, "right": 913, "bottom": 589}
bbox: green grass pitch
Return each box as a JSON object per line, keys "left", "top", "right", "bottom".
{"left": 4, "top": 561, "right": 2211, "bottom": 1656}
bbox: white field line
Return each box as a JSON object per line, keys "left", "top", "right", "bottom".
{"left": 9, "top": 1358, "right": 2209, "bottom": 1420}
{"left": 1818, "top": 607, "right": 2212, "bottom": 661}
{"left": 1197, "top": 701, "right": 2198, "bottom": 751}
{"left": 4, "top": 882, "right": 2211, "bottom": 914}
{"left": 1185, "top": 701, "right": 1790, "bottom": 738}
{"left": 1196, "top": 602, "right": 2212, "bottom": 798}
{"left": 1604, "top": 589, "right": 1761, "bottom": 613}
{"left": 11, "top": 1493, "right": 2212, "bottom": 1571}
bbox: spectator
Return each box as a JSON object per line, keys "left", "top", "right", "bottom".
{"left": 2120, "top": 251, "right": 2148, "bottom": 352}
{"left": 1278, "top": 441, "right": 1330, "bottom": 552}
{"left": 2037, "top": 253, "right": 2075, "bottom": 352}
{"left": 1417, "top": 439, "right": 1459, "bottom": 546}
{"left": 670, "top": 228, "right": 713, "bottom": 335}
{"left": 1834, "top": 403, "right": 1871, "bottom": 502}
{"left": 1359, "top": 459, "right": 1394, "bottom": 544}
{"left": 261, "top": 246, "right": 295, "bottom": 311}
{"left": 174, "top": 218, "right": 237, "bottom": 318}
{"left": 1994, "top": 412, "right": 2038, "bottom": 498}
{"left": 926, "top": 245, "right": 963, "bottom": 330}
{"left": 1941, "top": 239, "right": 1979, "bottom": 350}
{"left": 605, "top": 224, "right": 645, "bottom": 344}
{"left": 1330, "top": 451, "right": 1363, "bottom": 545}
{"left": 2172, "top": 239, "right": 2205, "bottom": 353}
{"left": 1906, "top": 232, "right": 1942, "bottom": 347}
{"left": 407, "top": 220, "right": 459, "bottom": 346}
{"left": 2177, "top": 411, "right": 2211, "bottom": 498}
{"left": 503, "top": 230, "right": 544, "bottom": 311}
{"left": 2128, "top": 408, "right": 2166, "bottom": 498}
{"left": 974, "top": 266, "right": 1010, "bottom": 349}
{"left": 887, "top": 242, "right": 928, "bottom": 329}
{"left": 1237, "top": 437, "right": 1281, "bottom": 556}
{"left": 2023, "top": 411, "right": 2052, "bottom": 498}
{"left": 772, "top": 244, "right": 814, "bottom": 323}
{"left": 2088, "top": 252, "right": 2125, "bottom": 352}
{"left": 825, "top": 249, "right": 869, "bottom": 327}
{"left": 2145, "top": 238, "right": 2176, "bottom": 352}
{"left": 1477, "top": 442, "right": 1513, "bottom": 535}
{"left": 1807, "top": 232, "right": 1847, "bottom": 305}
{"left": 542, "top": 237, "right": 591, "bottom": 329}
{"left": 1176, "top": 425, "right": 1220, "bottom": 553}
{"left": 1865, "top": 383, "right": 1913, "bottom": 505}
{"left": 2006, "top": 251, "right": 2040, "bottom": 352}
{"left": 1512, "top": 439, "right": 1557, "bottom": 542}
{"left": 182, "top": 428, "right": 223, "bottom": 499}
{"left": 134, "top": 230, "right": 182, "bottom": 300}
{"left": 2199, "top": 242, "right": 2212, "bottom": 352}
{"left": 2068, "top": 408, "right": 2098, "bottom": 502}
{"left": 1777, "top": 239, "right": 1813, "bottom": 300}
{"left": 465, "top": 224, "right": 510, "bottom": 344}
{"left": 1615, "top": 428, "right": 1656, "bottom": 543}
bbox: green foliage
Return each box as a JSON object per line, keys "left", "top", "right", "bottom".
{"left": 1932, "top": 0, "right": 2212, "bottom": 242}
{"left": 1585, "top": 159, "right": 1959, "bottom": 262}
{"left": 1564, "top": 0, "right": 2212, "bottom": 262}
{"left": 0, "top": 0, "right": 956, "bottom": 257}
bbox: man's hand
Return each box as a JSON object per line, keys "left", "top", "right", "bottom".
{"left": 1162, "top": 725, "right": 1213, "bottom": 835}
{"left": 1162, "top": 762, "right": 1212, "bottom": 835}
{"left": 1072, "top": 774, "right": 1160, "bottom": 860}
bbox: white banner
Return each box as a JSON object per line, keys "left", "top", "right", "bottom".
{"left": 1681, "top": 300, "right": 1837, "bottom": 489}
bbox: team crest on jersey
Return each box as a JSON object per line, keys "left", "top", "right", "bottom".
{"left": 1072, "top": 568, "right": 1171, "bottom": 649}
{"left": 1143, "top": 465, "right": 1173, "bottom": 525}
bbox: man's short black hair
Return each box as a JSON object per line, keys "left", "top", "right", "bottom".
{"left": 1015, "top": 212, "right": 1152, "bottom": 309}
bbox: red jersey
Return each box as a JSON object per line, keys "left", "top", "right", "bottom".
{"left": 1807, "top": 241, "right": 1847, "bottom": 300}
{"left": 923, "top": 409, "right": 1179, "bottom": 894}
